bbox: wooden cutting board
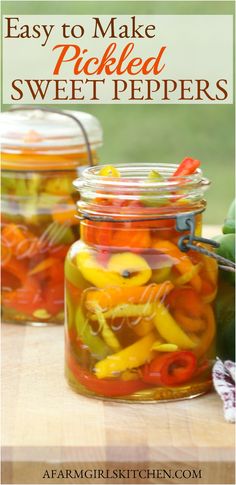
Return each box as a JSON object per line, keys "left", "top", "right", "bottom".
{"left": 2, "top": 325, "right": 235, "bottom": 484}
{"left": 2, "top": 226, "right": 235, "bottom": 485}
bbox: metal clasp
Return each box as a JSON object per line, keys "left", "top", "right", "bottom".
{"left": 176, "top": 213, "right": 236, "bottom": 272}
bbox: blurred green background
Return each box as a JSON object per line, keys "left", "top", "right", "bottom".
{"left": 2, "top": 1, "right": 235, "bottom": 224}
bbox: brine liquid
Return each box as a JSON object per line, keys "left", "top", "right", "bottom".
{"left": 65, "top": 212, "right": 217, "bottom": 402}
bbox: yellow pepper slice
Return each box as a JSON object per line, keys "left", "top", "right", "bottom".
{"left": 29, "top": 257, "right": 57, "bottom": 276}
{"left": 99, "top": 165, "right": 120, "bottom": 177}
{"left": 121, "top": 370, "right": 140, "bottom": 381}
{"left": 153, "top": 302, "right": 196, "bottom": 349}
{"left": 151, "top": 341, "right": 179, "bottom": 352}
{"left": 76, "top": 251, "right": 151, "bottom": 288}
{"left": 32, "top": 309, "right": 51, "bottom": 320}
{"left": 76, "top": 251, "right": 123, "bottom": 287}
{"left": 174, "top": 263, "right": 202, "bottom": 287}
{"left": 45, "top": 177, "right": 72, "bottom": 195}
{"left": 94, "top": 309, "right": 121, "bottom": 352}
{"left": 107, "top": 252, "right": 152, "bottom": 287}
{"left": 94, "top": 332, "right": 156, "bottom": 379}
{"left": 90, "top": 303, "right": 154, "bottom": 320}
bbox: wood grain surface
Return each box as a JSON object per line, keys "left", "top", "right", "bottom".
{"left": 1, "top": 226, "right": 235, "bottom": 484}
{"left": 2, "top": 323, "right": 235, "bottom": 484}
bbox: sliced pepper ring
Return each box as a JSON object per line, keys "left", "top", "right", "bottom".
{"left": 67, "top": 352, "right": 147, "bottom": 397}
{"left": 141, "top": 351, "right": 197, "bottom": 386}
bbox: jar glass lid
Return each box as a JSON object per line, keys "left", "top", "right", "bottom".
{"left": 0, "top": 108, "right": 103, "bottom": 153}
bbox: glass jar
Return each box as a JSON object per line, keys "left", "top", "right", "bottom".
{"left": 1, "top": 108, "right": 102, "bottom": 325}
{"left": 65, "top": 163, "right": 218, "bottom": 402}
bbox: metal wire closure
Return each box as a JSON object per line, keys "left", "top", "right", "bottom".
{"left": 78, "top": 207, "right": 206, "bottom": 224}
{"left": 8, "top": 106, "right": 94, "bottom": 167}
{"left": 176, "top": 214, "right": 236, "bottom": 273}
{"left": 79, "top": 208, "right": 235, "bottom": 273}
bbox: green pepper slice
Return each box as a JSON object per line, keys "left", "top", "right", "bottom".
{"left": 75, "top": 307, "right": 111, "bottom": 359}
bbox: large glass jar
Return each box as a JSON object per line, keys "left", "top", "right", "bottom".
{"left": 1, "top": 108, "right": 102, "bottom": 325}
{"left": 65, "top": 163, "right": 218, "bottom": 402}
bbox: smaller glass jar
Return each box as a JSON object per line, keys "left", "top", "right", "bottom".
{"left": 65, "top": 164, "right": 218, "bottom": 402}
{"left": 1, "top": 108, "right": 102, "bottom": 325}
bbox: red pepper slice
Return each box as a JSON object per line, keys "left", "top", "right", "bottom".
{"left": 49, "top": 260, "right": 65, "bottom": 284}
{"left": 49, "top": 244, "right": 71, "bottom": 260}
{"left": 111, "top": 228, "right": 151, "bottom": 252}
{"left": 96, "top": 222, "right": 113, "bottom": 247}
{"left": 193, "top": 359, "right": 210, "bottom": 378}
{"left": 2, "top": 277, "right": 43, "bottom": 315}
{"left": 166, "top": 288, "right": 203, "bottom": 318}
{"left": 81, "top": 220, "right": 96, "bottom": 245}
{"left": 2, "top": 224, "right": 41, "bottom": 258}
{"left": 43, "top": 283, "right": 64, "bottom": 315}
{"left": 172, "top": 158, "right": 200, "bottom": 178}
{"left": 1, "top": 257, "right": 28, "bottom": 286}
{"left": 2, "top": 269, "right": 22, "bottom": 291}
{"left": 1, "top": 243, "right": 12, "bottom": 266}
{"left": 141, "top": 351, "right": 197, "bottom": 387}
{"left": 67, "top": 352, "right": 148, "bottom": 397}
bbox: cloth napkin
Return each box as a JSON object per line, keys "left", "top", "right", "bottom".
{"left": 213, "top": 358, "right": 236, "bottom": 423}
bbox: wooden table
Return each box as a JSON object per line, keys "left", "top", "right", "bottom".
{"left": 2, "top": 226, "right": 235, "bottom": 484}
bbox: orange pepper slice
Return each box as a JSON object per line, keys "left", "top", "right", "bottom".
{"left": 52, "top": 197, "right": 79, "bottom": 225}
{"left": 153, "top": 240, "right": 202, "bottom": 292}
